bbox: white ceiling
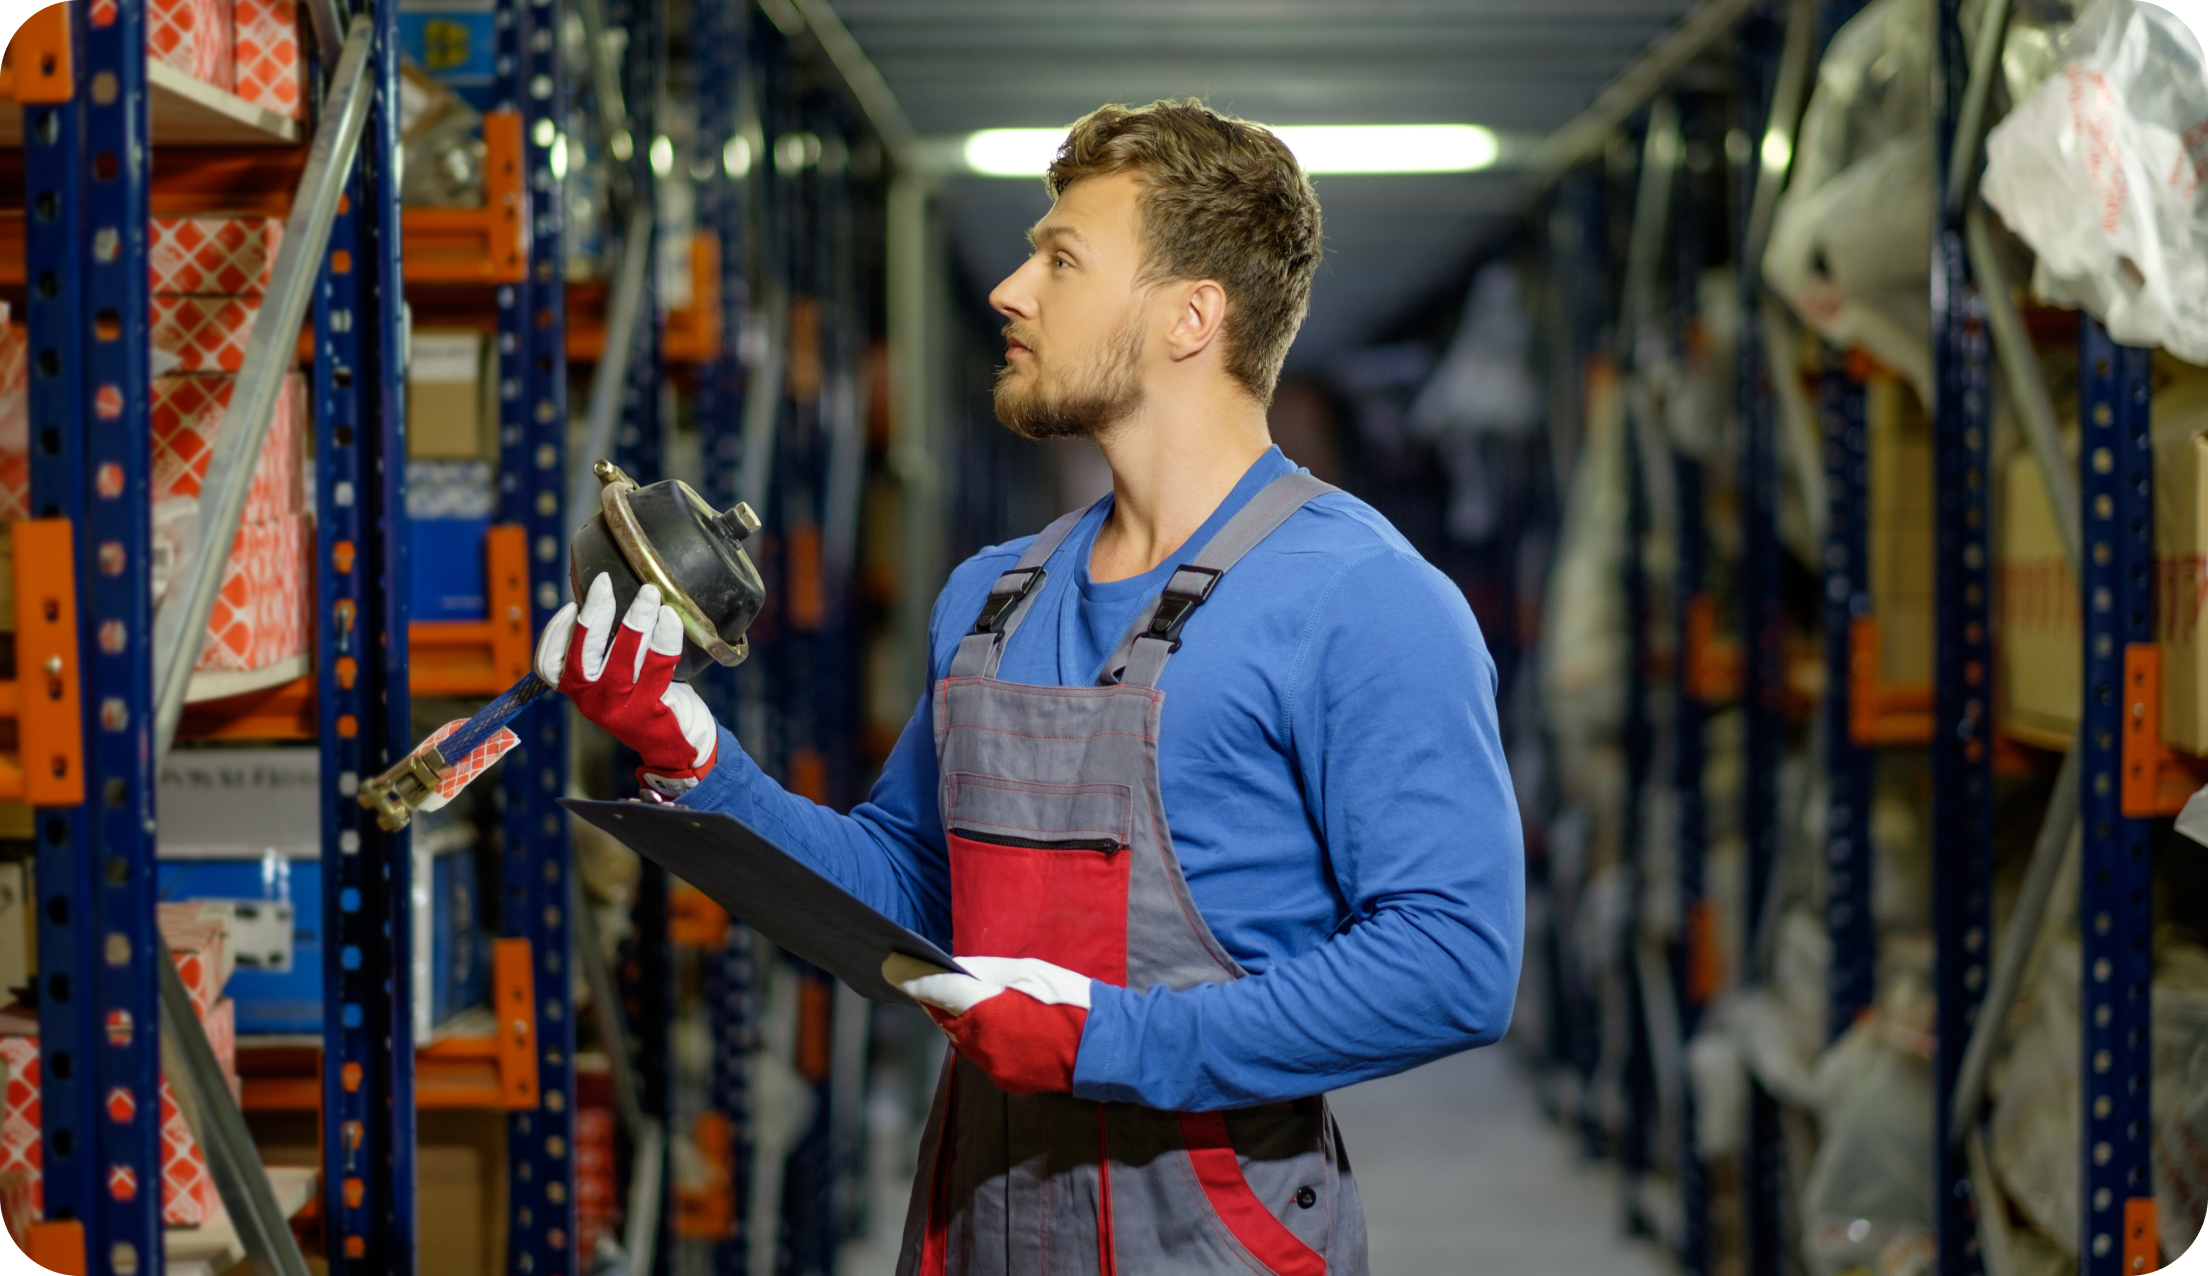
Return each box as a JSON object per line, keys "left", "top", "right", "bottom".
{"left": 832, "top": 0, "right": 1705, "bottom": 371}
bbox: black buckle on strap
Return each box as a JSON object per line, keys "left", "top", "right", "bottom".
{"left": 1142, "top": 565, "right": 1222, "bottom": 649}
{"left": 972, "top": 567, "right": 1046, "bottom": 635}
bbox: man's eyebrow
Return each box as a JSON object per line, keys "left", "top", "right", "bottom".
{"left": 1026, "top": 221, "right": 1092, "bottom": 253}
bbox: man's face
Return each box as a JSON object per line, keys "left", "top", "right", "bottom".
{"left": 988, "top": 173, "right": 1153, "bottom": 440}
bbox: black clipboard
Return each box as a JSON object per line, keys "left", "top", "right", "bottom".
{"left": 560, "top": 798, "right": 964, "bottom": 1005}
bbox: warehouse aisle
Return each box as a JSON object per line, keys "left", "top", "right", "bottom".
{"left": 1328, "top": 1046, "right": 1669, "bottom": 1275}
{"left": 841, "top": 1044, "right": 1670, "bottom": 1276}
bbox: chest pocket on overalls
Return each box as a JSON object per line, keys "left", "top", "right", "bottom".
{"left": 945, "top": 773, "right": 1135, "bottom": 986}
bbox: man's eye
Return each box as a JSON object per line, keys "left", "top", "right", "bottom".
{"left": 1054, "top": 255, "right": 1072, "bottom": 268}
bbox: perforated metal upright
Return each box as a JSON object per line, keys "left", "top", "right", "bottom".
{"left": 1732, "top": 10, "right": 1788, "bottom": 1274}
{"left": 693, "top": 4, "right": 759, "bottom": 1270}
{"left": 494, "top": 0, "right": 578, "bottom": 1262}
{"left": 314, "top": 0, "right": 419, "bottom": 1268}
{"left": 1820, "top": 352, "right": 1875, "bottom": 1041}
{"left": 1929, "top": 2, "right": 1995, "bottom": 1272}
{"left": 2076, "top": 317, "right": 2156, "bottom": 1276}
{"left": 26, "top": 1, "right": 164, "bottom": 1270}
{"left": 1666, "top": 96, "right": 1716, "bottom": 1276}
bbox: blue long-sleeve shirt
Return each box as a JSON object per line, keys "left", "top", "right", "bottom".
{"left": 679, "top": 446, "right": 1524, "bottom": 1110}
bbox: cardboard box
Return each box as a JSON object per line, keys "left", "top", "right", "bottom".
{"left": 0, "top": 864, "right": 29, "bottom": 1004}
{"left": 149, "top": 0, "right": 233, "bottom": 90}
{"left": 1999, "top": 448, "right": 2081, "bottom": 748}
{"left": 408, "top": 330, "right": 493, "bottom": 459}
{"left": 1868, "top": 375, "right": 1935, "bottom": 689}
{"left": 151, "top": 295, "right": 259, "bottom": 375}
{"left": 157, "top": 746, "right": 321, "bottom": 858}
{"left": 418, "top": 1111, "right": 508, "bottom": 1276}
{"left": 408, "top": 459, "right": 493, "bottom": 619}
{"left": 159, "top": 900, "right": 234, "bottom": 1019}
{"left": 0, "top": 312, "right": 27, "bottom": 523}
{"left": 2155, "top": 366, "right": 2208, "bottom": 754}
{"left": 151, "top": 217, "right": 284, "bottom": 296}
{"left": 232, "top": 0, "right": 302, "bottom": 119}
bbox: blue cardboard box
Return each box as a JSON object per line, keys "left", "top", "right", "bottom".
{"left": 409, "top": 515, "right": 491, "bottom": 621}
{"left": 397, "top": 3, "right": 497, "bottom": 111}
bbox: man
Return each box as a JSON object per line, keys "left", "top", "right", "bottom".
{"left": 543, "top": 99, "right": 1522, "bottom": 1276}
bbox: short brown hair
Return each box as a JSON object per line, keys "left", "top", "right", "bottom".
{"left": 1047, "top": 99, "right": 1323, "bottom": 404}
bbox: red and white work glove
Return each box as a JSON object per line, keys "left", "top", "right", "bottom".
{"left": 538, "top": 572, "right": 719, "bottom": 797}
{"left": 884, "top": 954, "right": 1092, "bottom": 1095}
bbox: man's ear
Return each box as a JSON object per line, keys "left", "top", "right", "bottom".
{"left": 1164, "top": 280, "right": 1229, "bottom": 363}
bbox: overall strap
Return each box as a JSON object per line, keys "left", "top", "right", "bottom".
{"left": 1103, "top": 472, "right": 1338, "bottom": 688}
{"left": 946, "top": 502, "right": 1095, "bottom": 679}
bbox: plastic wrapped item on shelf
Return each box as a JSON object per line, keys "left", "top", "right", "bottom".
{"left": 398, "top": 60, "right": 487, "bottom": 209}
{"left": 1989, "top": 936, "right": 2208, "bottom": 1264}
{"left": 1763, "top": 0, "right": 1936, "bottom": 400}
{"left": 1799, "top": 1014, "right": 1938, "bottom": 1276}
{"left": 1408, "top": 263, "right": 1542, "bottom": 441}
{"left": 1982, "top": 0, "right": 2208, "bottom": 361}
{"left": 1540, "top": 357, "right": 1628, "bottom": 744}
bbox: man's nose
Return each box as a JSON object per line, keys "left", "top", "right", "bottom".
{"left": 989, "top": 258, "right": 1041, "bottom": 319}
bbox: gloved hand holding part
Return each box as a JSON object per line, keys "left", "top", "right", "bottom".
{"left": 541, "top": 572, "right": 719, "bottom": 797}
{"left": 884, "top": 953, "right": 1092, "bottom": 1095}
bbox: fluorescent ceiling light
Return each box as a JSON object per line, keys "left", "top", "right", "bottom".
{"left": 960, "top": 124, "right": 1501, "bottom": 177}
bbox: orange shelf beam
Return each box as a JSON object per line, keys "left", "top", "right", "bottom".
{"left": 1848, "top": 616, "right": 1934, "bottom": 746}
{"left": 401, "top": 111, "right": 526, "bottom": 284}
{"left": 409, "top": 524, "right": 533, "bottom": 697}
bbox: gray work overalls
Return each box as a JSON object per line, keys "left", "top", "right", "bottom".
{"left": 897, "top": 472, "right": 1371, "bottom": 1276}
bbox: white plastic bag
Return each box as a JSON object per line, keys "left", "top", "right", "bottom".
{"left": 1981, "top": 0, "right": 2208, "bottom": 360}
{"left": 1801, "top": 1019, "right": 1938, "bottom": 1276}
{"left": 1764, "top": 0, "right": 1938, "bottom": 401}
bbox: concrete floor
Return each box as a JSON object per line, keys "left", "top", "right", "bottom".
{"left": 841, "top": 1045, "right": 1672, "bottom": 1276}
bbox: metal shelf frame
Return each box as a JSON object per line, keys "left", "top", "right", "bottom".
{"left": 494, "top": 0, "right": 578, "bottom": 1260}
{"left": 312, "top": 0, "right": 418, "bottom": 1264}
{"left": 27, "top": 0, "right": 164, "bottom": 1268}
{"left": 1931, "top": 1, "right": 1996, "bottom": 1272}
{"left": 2076, "top": 316, "right": 2156, "bottom": 1276}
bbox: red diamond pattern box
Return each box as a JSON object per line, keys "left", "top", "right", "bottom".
{"left": 232, "top": 0, "right": 302, "bottom": 118}
{"left": 0, "top": 313, "right": 24, "bottom": 523}
{"left": 199, "top": 513, "right": 311, "bottom": 673}
{"left": 151, "top": 217, "right": 284, "bottom": 296}
{"left": 151, "top": 296, "right": 259, "bottom": 374}
{"left": 148, "top": 0, "right": 234, "bottom": 90}
{"left": 153, "top": 372, "right": 305, "bottom": 525}
{"left": 0, "top": 936, "right": 230, "bottom": 1227}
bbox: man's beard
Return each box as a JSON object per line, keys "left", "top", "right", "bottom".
{"left": 993, "top": 317, "right": 1144, "bottom": 441}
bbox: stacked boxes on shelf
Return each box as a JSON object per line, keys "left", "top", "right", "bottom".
{"left": 145, "top": 215, "right": 315, "bottom": 678}
{"left": 155, "top": 747, "right": 490, "bottom": 1038}
{"left": 149, "top": 0, "right": 303, "bottom": 118}
{"left": 0, "top": 214, "right": 313, "bottom": 683}
{"left": 0, "top": 906, "right": 240, "bottom": 1230}
{"left": 408, "top": 328, "right": 496, "bottom": 621}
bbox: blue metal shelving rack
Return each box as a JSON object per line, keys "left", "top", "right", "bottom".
{"left": 315, "top": 0, "right": 418, "bottom": 1268}
{"left": 27, "top": 0, "right": 165, "bottom": 1268}
{"left": 1819, "top": 351, "right": 1877, "bottom": 1044}
{"left": 694, "top": 3, "right": 759, "bottom": 1270}
{"left": 1733, "top": 8, "right": 1788, "bottom": 1272}
{"left": 494, "top": 0, "right": 577, "bottom": 1260}
{"left": 2076, "top": 317, "right": 2156, "bottom": 1276}
{"left": 1931, "top": 2, "right": 1995, "bottom": 1273}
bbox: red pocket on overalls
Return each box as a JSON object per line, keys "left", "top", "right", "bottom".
{"left": 948, "top": 830, "right": 1130, "bottom": 985}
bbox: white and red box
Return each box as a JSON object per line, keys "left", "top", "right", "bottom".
{"left": 232, "top": 0, "right": 302, "bottom": 119}
{"left": 153, "top": 372, "right": 305, "bottom": 525}
{"left": 151, "top": 296, "right": 259, "bottom": 375}
{"left": 148, "top": 0, "right": 234, "bottom": 90}
{"left": 151, "top": 217, "right": 283, "bottom": 296}
{"left": 199, "top": 513, "right": 311, "bottom": 673}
